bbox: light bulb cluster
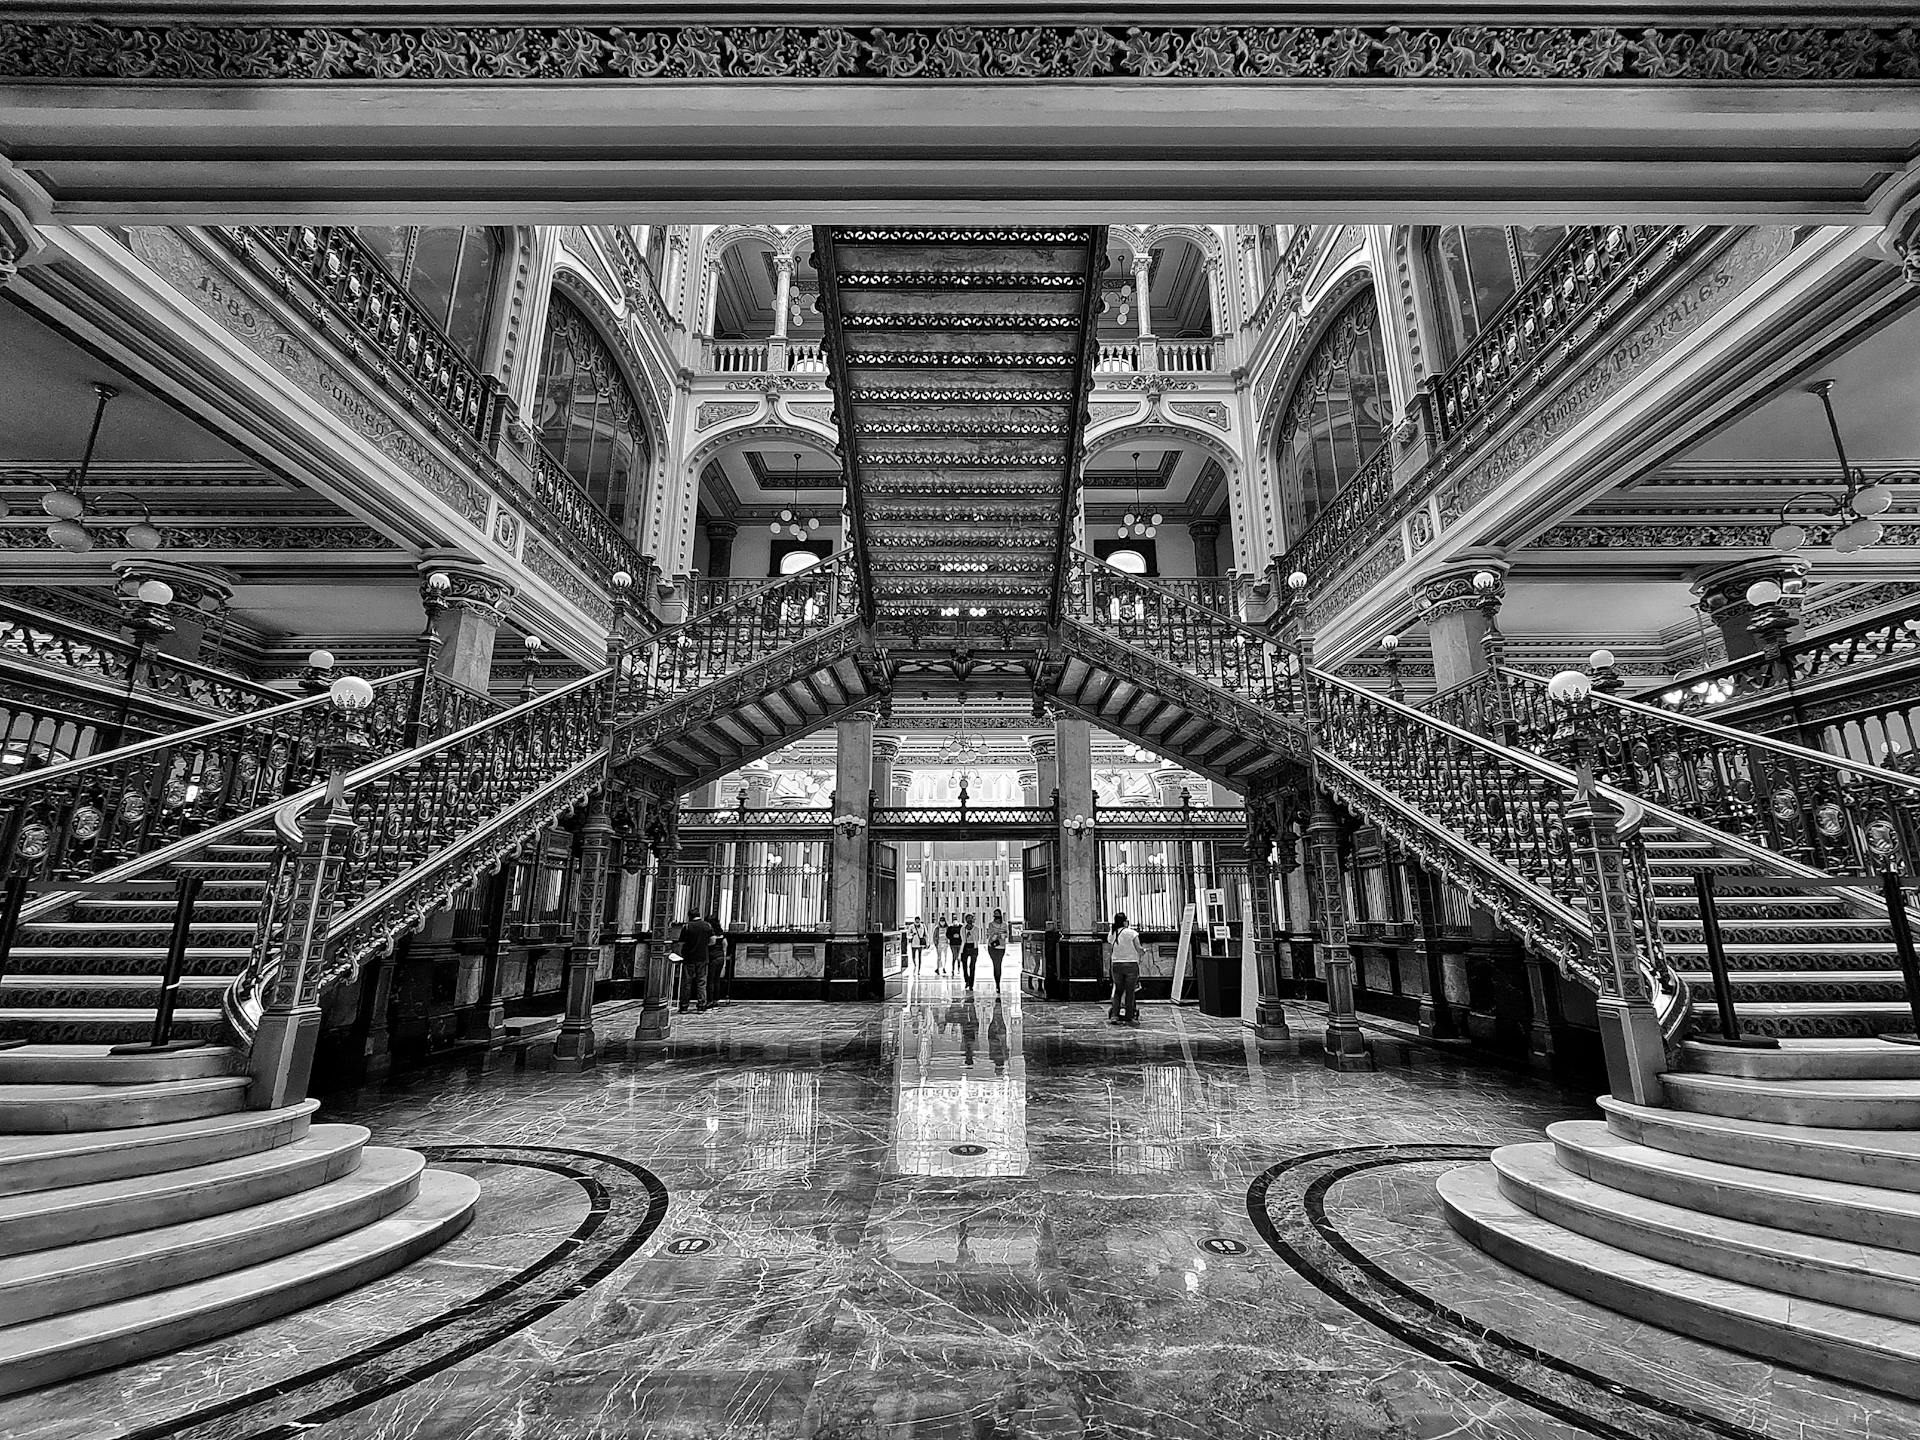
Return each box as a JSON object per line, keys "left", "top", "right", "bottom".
{"left": 1769, "top": 483, "right": 1896, "bottom": 557}
{"left": 39, "top": 486, "right": 162, "bottom": 554}
{"left": 1116, "top": 511, "right": 1163, "bottom": 539}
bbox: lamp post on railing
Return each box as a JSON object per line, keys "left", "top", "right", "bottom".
{"left": 1380, "top": 633, "right": 1404, "bottom": 705}
{"left": 249, "top": 673, "right": 372, "bottom": 1110}
{"left": 1472, "top": 570, "right": 1517, "bottom": 745}
{"left": 1283, "top": 570, "right": 1373, "bottom": 1072}
{"left": 519, "top": 634, "right": 545, "bottom": 704}
{"left": 1586, "top": 648, "right": 1625, "bottom": 696}
{"left": 299, "top": 648, "right": 336, "bottom": 698}
{"left": 104, "top": 579, "right": 176, "bottom": 752}
{"left": 1745, "top": 577, "right": 1816, "bottom": 750}
{"left": 406, "top": 570, "right": 449, "bottom": 749}
{"left": 1547, "top": 668, "right": 1666, "bottom": 1107}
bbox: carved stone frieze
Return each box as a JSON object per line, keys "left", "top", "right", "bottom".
{"left": 524, "top": 536, "right": 616, "bottom": 627}
{"left": 695, "top": 399, "right": 760, "bottom": 431}
{"left": 6, "top": 22, "right": 1912, "bottom": 82}
{"left": 1168, "top": 400, "right": 1230, "bottom": 430}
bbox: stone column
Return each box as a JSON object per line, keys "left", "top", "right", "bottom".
{"left": 1132, "top": 251, "right": 1154, "bottom": 340}
{"left": 1410, "top": 553, "right": 1509, "bottom": 696}
{"left": 1190, "top": 520, "right": 1223, "bottom": 578}
{"left": 1017, "top": 768, "right": 1038, "bottom": 806}
{"left": 1246, "top": 791, "right": 1292, "bottom": 1044}
{"left": 633, "top": 798, "right": 679, "bottom": 1044}
{"left": 417, "top": 554, "right": 515, "bottom": 695}
{"left": 826, "top": 715, "right": 874, "bottom": 1000}
{"left": 1055, "top": 716, "right": 1102, "bottom": 998}
{"left": 872, "top": 735, "right": 901, "bottom": 803}
{"left": 1029, "top": 735, "right": 1059, "bottom": 809}
{"left": 704, "top": 520, "right": 738, "bottom": 579}
{"left": 1691, "top": 555, "right": 1810, "bottom": 662}
{"left": 111, "top": 560, "right": 233, "bottom": 663}
{"left": 553, "top": 805, "right": 614, "bottom": 1071}
{"left": 771, "top": 253, "right": 795, "bottom": 340}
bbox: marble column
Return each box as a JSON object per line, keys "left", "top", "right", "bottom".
{"left": 704, "top": 520, "right": 738, "bottom": 579}
{"left": 1691, "top": 554, "right": 1810, "bottom": 662}
{"left": 826, "top": 715, "right": 874, "bottom": 1000}
{"left": 1132, "top": 251, "right": 1154, "bottom": 341}
{"left": 1190, "top": 520, "right": 1223, "bottom": 578}
{"left": 1055, "top": 716, "right": 1102, "bottom": 999}
{"left": 1246, "top": 792, "right": 1291, "bottom": 1045}
{"left": 1017, "top": 768, "right": 1038, "bottom": 806}
{"left": 1410, "top": 553, "right": 1509, "bottom": 696}
{"left": 872, "top": 735, "right": 901, "bottom": 804}
{"left": 1029, "top": 735, "right": 1059, "bottom": 810}
{"left": 553, "top": 805, "right": 613, "bottom": 1072}
{"left": 771, "top": 252, "right": 794, "bottom": 340}
{"left": 111, "top": 560, "right": 232, "bottom": 663}
{"left": 633, "top": 798, "right": 679, "bottom": 1044}
{"left": 417, "top": 554, "right": 515, "bottom": 696}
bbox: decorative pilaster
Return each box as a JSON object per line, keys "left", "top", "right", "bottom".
{"left": 417, "top": 553, "right": 515, "bottom": 695}
{"left": 1410, "top": 551, "right": 1510, "bottom": 737}
{"left": 704, "top": 520, "right": 739, "bottom": 578}
{"left": 1190, "top": 519, "right": 1223, "bottom": 578}
{"left": 553, "top": 805, "right": 614, "bottom": 1071}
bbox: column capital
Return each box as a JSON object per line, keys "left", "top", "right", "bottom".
{"left": 1409, "top": 551, "right": 1510, "bottom": 621}
{"left": 1188, "top": 519, "right": 1223, "bottom": 541}
{"left": 1129, "top": 251, "right": 1154, "bottom": 278}
{"left": 1027, "top": 735, "right": 1057, "bottom": 763}
{"left": 0, "top": 176, "right": 45, "bottom": 290}
{"left": 417, "top": 553, "right": 516, "bottom": 621}
{"left": 772, "top": 251, "right": 798, "bottom": 278}
{"left": 1881, "top": 170, "right": 1920, "bottom": 286}
{"left": 871, "top": 735, "right": 902, "bottom": 766}
{"left": 1689, "top": 553, "right": 1811, "bottom": 615}
{"left": 110, "top": 558, "right": 233, "bottom": 616}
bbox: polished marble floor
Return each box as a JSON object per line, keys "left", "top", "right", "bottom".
{"left": 6, "top": 964, "right": 1920, "bottom": 1440}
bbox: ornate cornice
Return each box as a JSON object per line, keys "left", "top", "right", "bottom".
{"left": 14, "top": 23, "right": 1906, "bottom": 83}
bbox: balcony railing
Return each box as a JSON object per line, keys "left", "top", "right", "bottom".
{"left": 1431, "top": 224, "right": 1680, "bottom": 442}
{"left": 248, "top": 226, "right": 500, "bottom": 445}
{"left": 700, "top": 336, "right": 827, "bottom": 375}
{"left": 1276, "top": 442, "right": 1395, "bottom": 592}
{"left": 679, "top": 806, "right": 833, "bottom": 829}
{"left": 1091, "top": 336, "right": 1221, "bottom": 378}
{"left": 528, "top": 448, "right": 653, "bottom": 595}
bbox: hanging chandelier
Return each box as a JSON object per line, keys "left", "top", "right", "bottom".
{"left": 1768, "top": 380, "right": 1913, "bottom": 557}
{"left": 771, "top": 451, "right": 821, "bottom": 541}
{"left": 1118, "top": 452, "right": 1162, "bottom": 540}
{"left": 37, "top": 383, "right": 163, "bottom": 555}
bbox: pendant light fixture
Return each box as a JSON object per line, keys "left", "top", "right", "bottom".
{"left": 772, "top": 451, "right": 821, "bottom": 541}
{"left": 1118, "top": 452, "right": 1163, "bottom": 540}
{"left": 1768, "top": 379, "right": 1913, "bottom": 557}
{"left": 38, "top": 382, "right": 164, "bottom": 554}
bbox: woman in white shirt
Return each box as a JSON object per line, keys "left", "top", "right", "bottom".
{"left": 1107, "top": 912, "right": 1144, "bottom": 1026}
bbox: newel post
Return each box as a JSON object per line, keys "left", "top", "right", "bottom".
{"left": 248, "top": 675, "right": 373, "bottom": 1109}
{"left": 1551, "top": 670, "right": 1666, "bottom": 1106}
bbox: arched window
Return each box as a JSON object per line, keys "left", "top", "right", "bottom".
{"left": 1425, "top": 226, "right": 1569, "bottom": 361}
{"left": 533, "top": 295, "right": 652, "bottom": 533}
{"left": 1273, "top": 294, "right": 1390, "bottom": 542}
{"left": 1105, "top": 548, "right": 1150, "bottom": 575}
{"left": 777, "top": 547, "right": 823, "bottom": 576}
{"left": 352, "top": 226, "right": 499, "bottom": 363}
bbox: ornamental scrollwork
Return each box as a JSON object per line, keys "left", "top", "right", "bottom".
{"left": 6, "top": 23, "right": 1914, "bottom": 83}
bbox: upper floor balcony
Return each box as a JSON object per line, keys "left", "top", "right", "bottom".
{"left": 700, "top": 336, "right": 828, "bottom": 376}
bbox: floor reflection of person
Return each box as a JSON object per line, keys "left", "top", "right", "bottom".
{"left": 988, "top": 997, "right": 1009, "bottom": 1075}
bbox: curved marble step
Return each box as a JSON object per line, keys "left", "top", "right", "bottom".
{"left": 1678, "top": 1038, "right": 1920, "bottom": 1081}
{"left": 0, "top": 1166, "right": 478, "bottom": 1398}
{"left": 0, "top": 1147, "right": 424, "bottom": 1325}
{"left": 1686, "top": 1001, "right": 1912, "bottom": 1041}
{"left": 0, "top": 1045, "right": 241, "bottom": 1087}
{"left": 1438, "top": 1163, "right": 1920, "bottom": 1399}
{"left": 0, "top": 1074, "right": 247, "bottom": 1133}
{"left": 1601, "top": 1095, "right": 1920, "bottom": 1192}
{"left": 1664, "top": 1071, "right": 1920, "bottom": 1129}
{"left": 1492, "top": 1142, "right": 1920, "bottom": 1322}
{"left": 1550, "top": 1120, "right": 1920, "bottom": 1253}
{"left": 0, "top": 1124, "right": 368, "bottom": 1257}
{"left": 0, "top": 1101, "right": 316, "bottom": 1197}
{"left": 0, "top": 975, "right": 236, "bottom": 1011}
{"left": 0, "top": 1008, "right": 227, "bottom": 1047}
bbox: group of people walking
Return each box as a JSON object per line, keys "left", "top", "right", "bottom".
{"left": 904, "top": 909, "right": 1011, "bottom": 991}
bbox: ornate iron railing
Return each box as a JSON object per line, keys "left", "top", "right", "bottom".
{"left": 528, "top": 446, "right": 654, "bottom": 600}
{"left": 1064, "top": 551, "right": 1306, "bottom": 716}
{"left": 1276, "top": 441, "right": 1395, "bottom": 589}
{"left": 1093, "top": 805, "right": 1248, "bottom": 830}
{"left": 1488, "top": 666, "right": 1920, "bottom": 881}
{"left": 0, "top": 669, "right": 420, "bottom": 890}
{"left": 1133, "top": 575, "right": 1244, "bottom": 621}
{"left": 1431, "top": 224, "right": 1681, "bottom": 441}
{"left": 614, "top": 552, "right": 860, "bottom": 714}
{"left": 703, "top": 337, "right": 770, "bottom": 373}
{"left": 872, "top": 805, "right": 1057, "bottom": 827}
{"left": 680, "top": 806, "right": 833, "bottom": 829}
{"left": 249, "top": 226, "right": 498, "bottom": 443}
{"left": 687, "top": 575, "right": 778, "bottom": 615}
{"left": 1, "top": 598, "right": 285, "bottom": 734}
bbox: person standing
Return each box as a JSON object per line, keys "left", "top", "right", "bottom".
{"left": 677, "top": 909, "right": 713, "bottom": 1012}
{"left": 1107, "top": 911, "right": 1143, "bottom": 1027}
{"left": 706, "top": 921, "right": 728, "bottom": 1006}
{"left": 934, "top": 913, "right": 950, "bottom": 974}
{"left": 958, "top": 913, "right": 979, "bottom": 991}
{"left": 985, "top": 908, "right": 1009, "bottom": 990}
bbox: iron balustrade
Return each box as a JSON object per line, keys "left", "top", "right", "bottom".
{"left": 528, "top": 447, "right": 655, "bottom": 603}
{"left": 872, "top": 805, "right": 1058, "bottom": 828}
{"left": 614, "top": 553, "right": 860, "bottom": 715}
{"left": 686, "top": 576, "right": 779, "bottom": 616}
{"left": 679, "top": 806, "right": 833, "bottom": 830}
{"left": 0, "top": 669, "right": 420, "bottom": 890}
{"left": 1066, "top": 551, "right": 1307, "bottom": 717}
{"left": 1275, "top": 442, "right": 1395, "bottom": 591}
{"left": 1431, "top": 225, "right": 1680, "bottom": 441}
{"left": 1092, "top": 804, "right": 1249, "bottom": 831}
{"left": 1, "top": 599, "right": 287, "bottom": 741}
{"left": 1131, "top": 576, "right": 1245, "bottom": 622}
{"left": 250, "top": 226, "right": 498, "bottom": 444}
{"left": 1489, "top": 665, "right": 1920, "bottom": 882}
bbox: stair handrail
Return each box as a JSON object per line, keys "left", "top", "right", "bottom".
{"left": 1, "top": 668, "right": 423, "bottom": 903}
{"left": 1492, "top": 664, "right": 1920, "bottom": 891}
{"left": 233, "top": 558, "right": 868, "bottom": 1038}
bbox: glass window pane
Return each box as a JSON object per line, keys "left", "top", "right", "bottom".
{"left": 406, "top": 227, "right": 463, "bottom": 335}
{"left": 443, "top": 229, "right": 498, "bottom": 361}
{"left": 534, "top": 295, "right": 650, "bottom": 537}
{"left": 1511, "top": 226, "right": 1569, "bottom": 282}
{"left": 1273, "top": 294, "right": 1389, "bottom": 541}
{"left": 1462, "top": 226, "right": 1519, "bottom": 325}
{"left": 354, "top": 227, "right": 411, "bottom": 281}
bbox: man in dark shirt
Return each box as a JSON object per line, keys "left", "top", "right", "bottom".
{"left": 678, "top": 911, "right": 713, "bottom": 1012}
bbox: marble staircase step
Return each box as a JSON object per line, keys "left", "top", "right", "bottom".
{"left": 0, "top": 1123, "right": 368, "bottom": 1257}
{"left": 0, "top": 1101, "right": 316, "bottom": 1197}
{"left": 1671, "top": 970, "right": 1909, "bottom": 1002}
{"left": 0, "top": 975, "right": 237, "bottom": 1011}
{"left": 0, "top": 1008, "right": 227, "bottom": 1047}
{"left": 0, "top": 1166, "right": 478, "bottom": 1398}
{"left": 1678, "top": 1037, "right": 1920, "bottom": 1081}
{"left": 1, "top": 945, "right": 255, "bottom": 977}
{"left": 0, "top": 1073, "right": 247, "bottom": 1133}
{"left": 1663, "top": 1070, "right": 1920, "bottom": 1128}
{"left": 0, "top": 1045, "right": 240, "bottom": 1086}
{"left": 1600, "top": 1094, "right": 1920, "bottom": 1191}
{"left": 0, "top": 1146, "right": 423, "bottom": 1326}
{"left": 1666, "top": 945, "right": 1896, "bottom": 972}
{"left": 1550, "top": 1119, "right": 1920, "bottom": 1252}
{"left": 1438, "top": 1162, "right": 1920, "bottom": 1398}
{"left": 1491, "top": 1141, "right": 1920, "bottom": 1321}
{"left": 1687, "top": 1000, "right": 1913, "bottom": 1040}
